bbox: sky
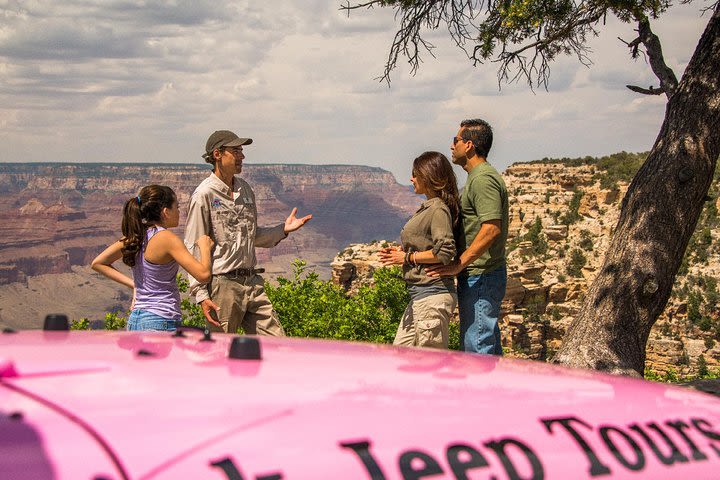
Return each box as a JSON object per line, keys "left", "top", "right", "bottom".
{"left": 0, "top": 1, "right": 710, "bottom": 185}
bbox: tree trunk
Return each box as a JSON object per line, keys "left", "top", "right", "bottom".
{"left": 553, "top": 4, "right": 720, "bottom": 376}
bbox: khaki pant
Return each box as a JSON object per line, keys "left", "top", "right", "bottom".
{"left": 206, "top": 274, "right": 285, "bottom": 336}
{"left": 393, "top": 292, "right": 457, "bottom": 349}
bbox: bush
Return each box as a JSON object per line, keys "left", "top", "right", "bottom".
{"left": 79, "top": 261, "right": 462, "bottom": 351}
{"left": 559, "top": 190, "right": 584, "bottom": 225}
{"left": 523, "top": 217, "right": 548, "bottom": 257}
{"left": 266, "top": 260, "right": 409, "bottom": 343}
{"left": 70, "top": 318, "right": 90, "bottom": 330}
{"left": 698, "top": 317, "right": 714, "bottom": 332}
{"left": 578, "top": 229, "right": 594, "bottom": 251}
{"left": 663, "top": 367, "right": 679, "bottom": 383}
{"left": 267, "top": 261, "right": 462, "bottom": 349}
{"left": 595, "top": 151, "right": 646, "bottom": 189}
{"left": 71, "top": 311, "right": 127, "bottom": 330}
{"left": 177, "top": 274, "right": 206, "bottom": 327}
{"left": 687, "top": 291, "right": 702, "bottom": 324}
{"left": 566, "top": 249, "right": 587, "bottom": 278}
{"left": 697, "top": 355, "right": 709, "bottom": 378}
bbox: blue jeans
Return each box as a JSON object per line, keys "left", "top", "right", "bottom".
{"left": 127, "top": 309, "right": 178, "bottom": 332}
{"left": 457, "top": 265, "right": 507, "bottom": 355}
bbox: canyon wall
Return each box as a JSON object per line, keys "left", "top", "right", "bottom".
{"left": 330, "top": 161, "right": 720, "bottom": 378}
{"left": 0, "top": 162, "right": 421, "bottom": 327}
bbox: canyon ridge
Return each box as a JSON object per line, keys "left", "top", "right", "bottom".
{"left": 3, "top": 156, "right": 719, "bottom": 381}
{"left": 0, "top": 162, "right": 419, "bottom": 328}
{"left": 329, "top": 153, "right": 720, "bottom": 379}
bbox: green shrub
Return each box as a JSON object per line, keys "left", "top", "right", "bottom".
{"left": 578, "top": 229, "right": 594, "bottom": 251}
{"left": 663, "top": 367, "right": 679, "bottom": 383}
{"left": 523, "top": 217, "right": 548, "bottom": 257}
{"left": 71, "top": 311, "right": 127, "bottom": 330}
{"left": 566, "top": 249, "right": 587, "bottom": 278}
{"left": 697, "top": 355, "right": 709, "bottom": 379}
{"left": 266, "top": 260, "right": 409, "bottom": 343}
{"left": 176, "top": 274, "right": 206, "bottom": 327}
{"left": 448, "top": 321, "right": 460, "bottom": 351}
{"left": 70, "top": 318, "right": 90, "bottom": 330}
{"left": 687, "top": 291, "right": 702, "bottom": 324}
{"left": 559, "top": 190, "right": 584, "bottom": 225}
{"left": 644, "top": 368, "right": 663, "bottom": 382}
{"left": 698, "top": 317, "right": 714, "bottom": 332}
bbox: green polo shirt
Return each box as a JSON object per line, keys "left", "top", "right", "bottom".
{"left": 458, "top": 162, "right": 509, "bottom": 276}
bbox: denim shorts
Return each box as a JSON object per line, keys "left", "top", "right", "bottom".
{"left": 127, "top": 309, "right": 179, "bottom": 332}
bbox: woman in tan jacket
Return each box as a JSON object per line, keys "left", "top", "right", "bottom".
{"left": 379, "top": 151, "right": 460, "bottom": 348}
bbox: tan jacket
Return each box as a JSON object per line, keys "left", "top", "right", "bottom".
{"left": 400, "top": 197, "right": 456, "bottom": 288}
{"left": 183, "top": 173, "right": 286, "bottom": 303}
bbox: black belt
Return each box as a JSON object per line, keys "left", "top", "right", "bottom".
{"left": 221, "top": 268, "right": 265, "bottom": 278}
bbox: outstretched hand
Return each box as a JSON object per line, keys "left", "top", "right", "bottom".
{"left": 284, "top": 207, "right": 312, "bottom": 234}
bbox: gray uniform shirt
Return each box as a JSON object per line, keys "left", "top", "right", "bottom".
{"left": 400, "top": 197, "right": 456, "bottom": 292}
{"left": 184, "top": 173, "right": 286, "bottom": 303}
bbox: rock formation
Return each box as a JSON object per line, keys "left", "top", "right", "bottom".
{"left": 0, "top": 162, "right": 420, "bottom": 283}
{"left": 331, "top": 160, "right": 720, "bottom": 378}
{"left": 0, "top": 162, "right": 421, "bottom": 328}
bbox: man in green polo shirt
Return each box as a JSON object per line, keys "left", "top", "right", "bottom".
{"left": 428, "top": 119, "right": 509, "bottom": 354}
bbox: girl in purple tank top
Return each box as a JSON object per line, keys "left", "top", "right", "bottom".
{"left": 92, "top": 185, "right": 214, "bottom": 331}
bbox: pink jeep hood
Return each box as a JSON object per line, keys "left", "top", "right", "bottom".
{"left": 1, "top": 329, "right": 719, "bottom": 479}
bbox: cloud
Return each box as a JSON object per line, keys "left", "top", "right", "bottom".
{"left": 0, "top": 1, "right": 710, "bottom": 184}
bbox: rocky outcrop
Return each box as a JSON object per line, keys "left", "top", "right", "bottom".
{"left": 0, "top": 163, "right": 421, "bottom": 285}
{"left": 331, "top": 161, "right": 720, "bottom": 378}
{"left": 331, "top": 242, "right": 389, "bottom": 294}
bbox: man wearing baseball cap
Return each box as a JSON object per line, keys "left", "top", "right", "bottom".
{"left": 184, "top": 130, "right": 312, "bottom": 335}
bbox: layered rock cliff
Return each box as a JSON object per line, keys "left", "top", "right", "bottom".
{"left": 331, "top": 157, "right": 720, "bottom": 378}
{"left": 0, "top": 162, "right": 421, "bottom": 328}
{"left": 0, "top": 162, "right": 419, "bottom": 282}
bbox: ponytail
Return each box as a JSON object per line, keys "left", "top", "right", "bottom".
{"left": 120, "top": 185, "right": 177, "bottom": 267}
{"left": 121, "top": 196, "right": 145, "bottom": 267}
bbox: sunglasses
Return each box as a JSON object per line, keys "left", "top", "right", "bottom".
{"left": 453, "top": 136, "right": 465, "bottom": 145}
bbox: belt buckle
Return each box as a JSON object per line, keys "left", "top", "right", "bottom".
{"left": 226, "top": 267, "right": 263, "bottom": 278}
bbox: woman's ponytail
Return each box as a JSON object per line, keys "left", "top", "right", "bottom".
{"left": 120, "top": 185, "right": 176, "bottom": 267}
{"left": 121, "top": 196, "right": 145, "bottom": 267}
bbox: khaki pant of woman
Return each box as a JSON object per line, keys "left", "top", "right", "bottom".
{"left": 393, "top": 292, "right": 457, "bottom": 349}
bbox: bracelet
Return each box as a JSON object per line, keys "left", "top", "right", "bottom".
{"left": 404, "top": 251, "right": 411, "bottom": 265}
{"left": 412, "top": 252, "right": 418, "bottom": 266}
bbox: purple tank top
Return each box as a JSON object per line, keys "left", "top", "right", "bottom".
{"left": 131, "top": 226, "right": 181, "bottom": 320}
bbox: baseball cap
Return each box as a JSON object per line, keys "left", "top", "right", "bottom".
{"left": 204, "top": 130, "right": 253, "bottom": 155}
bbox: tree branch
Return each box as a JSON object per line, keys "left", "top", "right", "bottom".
{"left": 489, "top": 7, "right": 605, "bottom": 89}
{"left": 341, "top": 0, "right": 384, "bottom": 11}
{"left": 626, "top": 84, "right": 665, "bottom": 95}
{"left": 631, "top": 16, "right": 679, "bottom": 99}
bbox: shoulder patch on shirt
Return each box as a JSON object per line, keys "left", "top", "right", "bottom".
{"left": 211, "top": 198, "right": 222, "bottom": 209}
